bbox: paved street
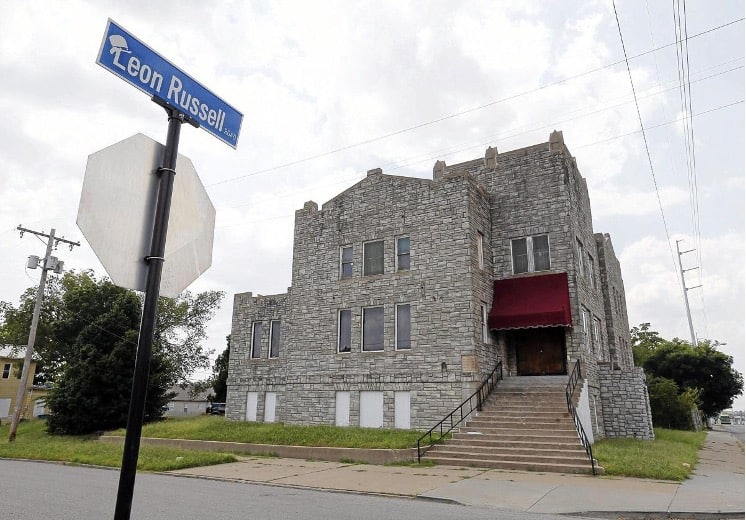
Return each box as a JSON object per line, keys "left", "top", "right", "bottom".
{"left": 0, "top": 459, "right": 584, "bottom": 520}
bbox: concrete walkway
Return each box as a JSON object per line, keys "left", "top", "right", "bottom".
{"left": 169, "top": 427, "right": 744, "bottom": 516}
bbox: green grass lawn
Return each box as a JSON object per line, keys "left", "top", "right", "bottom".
{"left": 1, "top": 416, "right": 708, "bottom": 481}
{"left": 111, "top": 415, "right": 427, "bottom": 449}
{"left": 0, "top": 419, "right": 236, "bottom": 471}
{"left": 593, "top": 428, "right": 707, "bottom": 481}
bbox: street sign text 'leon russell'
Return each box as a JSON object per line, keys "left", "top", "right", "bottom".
{"left": 96, "top": 18, "right": 243, "bottom": 148}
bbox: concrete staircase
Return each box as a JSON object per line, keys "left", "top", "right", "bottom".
{"left": 423, "top": 376, "right": 601, "bottom": 474}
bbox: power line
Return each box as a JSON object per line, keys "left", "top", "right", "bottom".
{"left": 612, "top": 0, "right": 679, "bottom": 283}
{"left": 205, "top": 17, "right": 744, "bottom": 189}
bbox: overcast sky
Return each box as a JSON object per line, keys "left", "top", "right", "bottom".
{"left": 1, "top": 1, "right": 743, "bottom": 409}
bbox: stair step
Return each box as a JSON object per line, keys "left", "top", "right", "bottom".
{"left": 427, "top": 448, "right": 588, "bottom": 464}
{"left": 423, "top": 454, "right": 600, "bottom": 474}
{"left": 431, "top": 444, "right": 585, "bottom": 457}
{"left": 447, "top": 438, "right": 585, "bottom": 451}
{"left": 454, "top": 432, "right": 580, "bottom": 442}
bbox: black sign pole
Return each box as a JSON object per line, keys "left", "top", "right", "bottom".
{"left": 113, "top": 104, "right": 184, "bottom": 520}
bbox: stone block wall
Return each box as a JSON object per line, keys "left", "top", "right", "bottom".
{"left": 598, "top": 364, "right": 654, "bottom": 439}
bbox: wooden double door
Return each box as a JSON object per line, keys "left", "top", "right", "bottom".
{"left": 512, "top": 327, "right": 566, "bottom": 376}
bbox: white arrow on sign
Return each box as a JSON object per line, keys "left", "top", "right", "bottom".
{"left": 77, "top": 133, "right": 215, "bottom": 298}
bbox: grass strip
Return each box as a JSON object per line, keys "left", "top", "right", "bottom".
{"left": 0, "top": 419, "right": 236, "bottom": 471}
{"left": 111, "top": 415, "right": 427, "bottom": 449}
{"left": 593, "top": 428, "right": 706, "bottom": 481}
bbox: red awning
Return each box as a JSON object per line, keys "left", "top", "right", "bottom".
{"left": 488, "top": 272, "right": 572, "bottom": 330}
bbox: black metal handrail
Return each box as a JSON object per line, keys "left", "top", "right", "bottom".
{"left": 416, "top": 360, "right": 503, "bottom": 462}
{"left": 566, "top": 360, "right": 597, "bottom": 475}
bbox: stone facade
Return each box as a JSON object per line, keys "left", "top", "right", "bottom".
{"left": 226, "top": 131, "right": 654, "bottom": 440}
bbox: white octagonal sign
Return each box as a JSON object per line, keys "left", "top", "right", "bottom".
{"left": 77, "top": 133, "right": 215, "bottom": 298}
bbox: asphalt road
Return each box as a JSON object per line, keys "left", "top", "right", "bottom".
{"left": 0, "top": 459, "right": 592, "bottom": 520}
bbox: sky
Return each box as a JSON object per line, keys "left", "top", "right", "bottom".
{"left": 1, "top": 1, "right": 743, "bottom": 409}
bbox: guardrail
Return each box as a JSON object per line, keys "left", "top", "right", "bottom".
{"left": 566, "top": 360, "right": 597, "bottom": 475}
{"left": 416, "top": 360, "right": 503, "bottom": 462}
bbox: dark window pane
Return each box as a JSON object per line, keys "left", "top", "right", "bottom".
{"left": 339, "top": 310, "right": 351, "bottom": 352}
{"left": 397, "top": 237, "right": 410, "bottom": 271}
{"left": 511, "top": 238, "right": 528, "bottom": 274}
{"left": 251, "top": 322, "right": 263, "bottom": 358}
{"left": 532, "top": 235, "right": 550, "bottom": 271}
{"left": 396, "top": 304, "right": 411, "bottom": 349}
{"left": 363, "top": 307, "right": 384, "bottom": 351}
{"left": 363, "top": 241, "right": 384, "bottom": 275}
{"left": 270, "top": 320, "right": 281, "bottom": 358}
{"left": 341, "top": 246, "right": 353, "bottom": 279}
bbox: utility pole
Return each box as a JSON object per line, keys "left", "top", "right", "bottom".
{"left": 8, "top": 226, "right": 79, "bottom": 442}
{"left": 675, "top": 239, "right": 702, "bottom": 348}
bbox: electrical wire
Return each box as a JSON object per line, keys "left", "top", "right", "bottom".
{"left": 205, "top": 17, "right": 744, "bottom": 189}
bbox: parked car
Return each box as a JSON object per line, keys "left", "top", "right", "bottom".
{"left": 207, "top": 402, "right": 226, "bottom": 415}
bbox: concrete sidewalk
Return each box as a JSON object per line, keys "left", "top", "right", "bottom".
{"left": 168, "top": 428, "right": 744, "bottom": 516}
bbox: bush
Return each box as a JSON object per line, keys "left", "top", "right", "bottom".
{"left": 647, "top": 377, "right": 693, "bottom": 429}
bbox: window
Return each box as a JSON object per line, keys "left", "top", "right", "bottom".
{"left": 251, "top": 322, "right": 263, "bottom": 359}
{"left": 581, "top": 307, "right": 590, "bottom": 351}
{"left": 245, "top": 392, "right": 258, "bottom": 421}
{"left": 511, "top": 235, "right": 550, "bottom": 274}
{"left": 587, "top": 253, "right": 596, "bottom": 288}
{"left": 396, "top": 236, "right": 410, "bottom": 271}
{"left": 592, "top": 317, "right": 602, "bottom": 355}
{"left": 335, "top": 391, "right": 350, "bottom": 426}
{"left": 477, "top": 232, "right": 485, "bottom": 269}
{"left": 396, "top": 304, "right": 411, "bottom": 350}
{"left": 338, "top": 310, "right": 352, "bottom": 353}
{"left": 359, "top": 391, "right": 384, "bottom": 428}
{"left": 576, "top": 239, "right": 584, "bottom": 276}
{"left": 481, "top": 304, "right": 489, "bottom": 343}
{"left": 532, "top": 235, "right": 550, "bottom": 271}
{"left": 340, "top": 245, "right": 353, "bottom": 279}
{"left": 2, "top": 363, "right": 10, "bottom": 379}
{"left": 394, "top": 391, "right": 411, "bottom": 429}
{"left": 264, "top": 392, "right": 276, "bottom": 423}
{"left": 269, "top": 320, "right": 281, "bottom": 358}
{"left": 363, "top": 240, "right": 384, "bottom": 275}
{"left": 362, "top": 306, "right": 384, "bottom": 351}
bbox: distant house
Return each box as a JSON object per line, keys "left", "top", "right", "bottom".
{"left": 165, "top": 384, "right": 211, "bottom": 417}
{"left": 0, "top": 346, "right": 48, "bottom": 421}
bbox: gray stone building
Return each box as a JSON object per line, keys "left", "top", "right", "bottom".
{"left": 226, "top": 131, "right": 653, "bottom": 441}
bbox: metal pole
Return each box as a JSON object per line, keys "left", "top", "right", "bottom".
{"left": 675, "top": 239, "right": 698, "bottom": 347}
{"left": 8, "top": 230, "right": 55, "bottom": 442}
{"left": 113, "top": 109, "right": 183, "bottom": 520}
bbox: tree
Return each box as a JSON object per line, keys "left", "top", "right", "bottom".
{"left": 211, "top": 335, "right": 230, "bottom": 402}
{"left": 0, "top": 277, "right": 67, "bottom": 383}
{"left": 630, "top": 322, "right": 667, "bottom": 367}
{"left": 0, "top": 271, "right": 224, "bottom": 388}
{"left": 643, "top": 339, "right": 743, "bottom": 417}
{"left": 631, "top": 323, "right": 744, "bottom": 422}
{"left": 0, "top": 270, "right": 225, "bottom": 434}
{"left": 45, "top": 276, "right": 173, "bottom": 434}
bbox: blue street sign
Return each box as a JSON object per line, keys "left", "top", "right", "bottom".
{"left": 96, "top": 19, "right": 243, "bottom": 149}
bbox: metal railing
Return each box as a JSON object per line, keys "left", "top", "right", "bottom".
{"left": 416, "top": 360, "right": 503, "bottom": 462}
{"left": 566, "top": 360, "right": 597, "bottom": 475}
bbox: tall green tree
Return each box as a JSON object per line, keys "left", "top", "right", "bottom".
{"left": 643, "top": 339, "right": 743, "bottom": 417}
{"left": 211, "top": 335, "right": 231, "bottom": 402}
{"left": 0, "top": 271, "right": 224, "bottom": 434}
{"left": 631, "top": 323, "right": 743, "bottom": 421}
{"left": 0, "top": 271, "right": 223, "bottom": 387}
{"left": 45, "top": 275, "right": 173, "bottom": 434}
